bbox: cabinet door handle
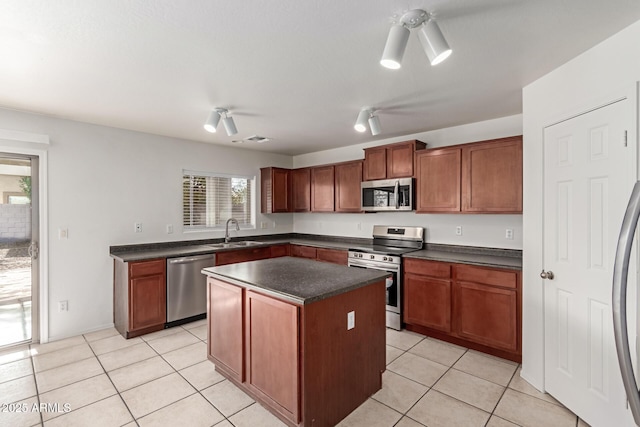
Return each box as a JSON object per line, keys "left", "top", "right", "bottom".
{"left": 539, "top": 269, "right": 554, "bottom": 280}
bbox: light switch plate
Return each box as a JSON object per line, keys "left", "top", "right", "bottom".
{"left": 347, "top": 311, "right": 355, "bottom": 330}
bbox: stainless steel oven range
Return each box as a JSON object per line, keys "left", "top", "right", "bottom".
{"left": 347, "top": 225, "right": 424, "bottom": 330}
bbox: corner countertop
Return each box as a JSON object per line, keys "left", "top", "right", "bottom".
{"left": 202, "top": 256, "right": 390, "bottom": 305}
{"left": 403, "top": 244, "right": 522, "bottom": 270}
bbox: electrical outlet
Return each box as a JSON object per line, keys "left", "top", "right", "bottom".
{"left": 134, "top": 222, "right": 142, "bottom": 233}
{"left": 347, "top": 311, "right": 355, "bottom": 330}
{"left": 166, "top": 224, "right": 173, "bottom": 234}
{"left": 272, "top": 221, "right": 276, "bottom": 229}
{"left": 260, "top": 222, "right": 268, "bottom": 229}
{"left": 356, "top": 222, "right": 362, "bottom": 231}
{"left": 58, "top": 228, "right": 68, "bottom": 239}
{"left": 455, "top": 226, "right": 462, "bottom": 236}
{"left": 505, "top": 229, "right": 514, "bottom": 240}
{"left": 58, "top": 300, "right": 68, "bottom": 312}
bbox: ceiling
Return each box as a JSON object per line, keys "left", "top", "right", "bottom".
{"left": 2, "top": 1, "right": 640, "bottom": 156}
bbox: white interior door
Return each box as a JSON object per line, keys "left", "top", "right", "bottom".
{"left": 543, "top": 97, "right": 637, "bottom": 426}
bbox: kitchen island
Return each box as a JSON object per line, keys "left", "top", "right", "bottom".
{"left": 201, "top": 256, "right": 389, "bottom": 427}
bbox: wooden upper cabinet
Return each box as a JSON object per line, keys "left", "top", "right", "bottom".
{"left": 415, "top": 147, "right": 462, "bottom": 213}
{"left": 260, "top": 167, "right": 290, "bottom": 213}
{"left": 311, "top": 165, "right": 335, "bottom": 212}
{"left": 363, "top": 140, "right": 426, "bottom": 181}
{"left": 291, "top": 168, "right": 311, "bottom": 212}
{"left": 363, "top": 147, "right": 387, "bottom": 180}
{"left": 415, "top": 135, "right": 522, "bottom": 214}
{"left": 334, "top": 160, "right": 363, "bottom": 213}
{"left": 462, "top": 136, "right": 523, "bottom": 213}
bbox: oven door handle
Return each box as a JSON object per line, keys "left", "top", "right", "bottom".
{"left": 348, "top": 259, "right": 400, "bottom": 272}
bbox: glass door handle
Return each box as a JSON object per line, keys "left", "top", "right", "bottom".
{"left": 28, "top": 241, "right": 38, "bottom": 260}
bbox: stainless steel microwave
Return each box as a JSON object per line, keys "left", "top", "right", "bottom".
{"left": 361, "top": 178, "right": 414, "bottom": 212}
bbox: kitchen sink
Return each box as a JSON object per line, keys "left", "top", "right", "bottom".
{"left": 207, "top": 241, "right": 263, "bottom": 249}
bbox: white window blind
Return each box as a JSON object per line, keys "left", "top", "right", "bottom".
{"left": 183, "top": 170, "right": 255, "bottom": 230}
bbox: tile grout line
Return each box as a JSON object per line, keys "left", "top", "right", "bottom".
{"left": 482, "top": 365, "right": 521, "bottom": 427}
{"left": 27, "top": 345, "right": 44, "bottom": 426}
{"left": 82, "top": 332, "right": 139, "bottom": 426}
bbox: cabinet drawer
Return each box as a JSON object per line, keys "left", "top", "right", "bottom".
{"left": 455, "top": 265, "right": 518, "bottom": 289}
{"left": 404, "top": 258, "right": 451, "bottom": 278}
{"left": 291, "top": 245, "right": 317, "bottom": 259}
{"left": 216, "top": 247, "right": 271, "bottom": 266}
{"left": 316, "top": 248, "right": 347, "bottom": 265}
{"left": 270, "top": 244, "right": 290, "bottom": 258}
{"left": 130, "top": 259, "right": 165, "bottom": 278}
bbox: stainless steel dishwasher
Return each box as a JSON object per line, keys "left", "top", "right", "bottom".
{"left": 166, "top": 253, "right": 215, "bottom": 326}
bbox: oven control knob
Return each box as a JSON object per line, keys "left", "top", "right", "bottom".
{"left": 358, "top": 253, "right": 363, "bottom": 258}
{"left": 383, "top": 256, "right": 388, "bottom": 261}
{"left": 370, "top": 255, "right": 375, "bottom": 260}
{"left": 388, "top": 257, "right": 394, "bottom": 262}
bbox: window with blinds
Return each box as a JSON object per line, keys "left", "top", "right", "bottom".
{"left": 182, "top": 171, "right": 255, "bottom": 230}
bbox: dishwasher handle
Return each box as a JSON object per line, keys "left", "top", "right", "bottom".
{"left": 168, "top": 254, "right": 216, "bottom": 264}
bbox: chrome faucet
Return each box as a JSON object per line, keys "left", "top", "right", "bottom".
{"left": 225, "top": 218, "right": 239, "bottom": 243}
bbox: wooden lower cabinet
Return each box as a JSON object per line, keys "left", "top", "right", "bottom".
{"left": 403, "top": 258, "right": 521, "bottom": 362}
{"left": 215, "top": 246, "right": 272, "bottom": 266}
{"left": 316, "top": 247, "right": 348, "bottom": 265}
{"left": 290, "top": 244, "right": 317, "bottom": 259}
{"left": 291, "top": 244, "right": 347, "bottom": 265}
{"left": 207, "top": 277, "right": 386, "bottom": 427}
{"left": 455, "top": 281, "right": 517, "bottom": 351}
{"left": 404, "top": 273, "right": 452, "bottom": 333}
{"left": 114, "top": 258, "right": 166, "bottom": 338}
{"left": 269, "top": 244, "right": 290, "bottom": 258}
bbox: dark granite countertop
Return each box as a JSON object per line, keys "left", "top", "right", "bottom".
{"left": 202, "top": 256, "right": 390, "bottom": 305}
{"left": 109, "top": 234, "right": 369, "bottom": 262}
{"left": 403, "top": 244, "right": 522, "bottom": 270}
{"left": 110, "top": 234, "right": 522, "bottom": 271}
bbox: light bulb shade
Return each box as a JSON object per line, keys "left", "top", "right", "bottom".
{"left": 354, "top": 109, "right": 370, "bottom": 132}
{"left": 204, "top": 110, "right": 221, "bottom": 133}
{"left": 418, "top": 20, "right": 451, "bottom": 66}
{"left": 368, "top": 115, "right": 381, "bottom": 136}
{"left": 380, "top": 25, "right": 410, "bottom": 69}
{"left": 222, "top": 116, "right": 238, "bottom": 136}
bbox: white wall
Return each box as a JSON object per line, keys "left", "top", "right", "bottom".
{"left": 522, "top": 19, "right": 640, "bottom": 390}
{"left": 0, "top": 108, "right": 293, "bottom": 341}
{"left": 0, "top": 108, "right": 522, "bottom": 341}
{"left": 291, "top": 115, "right": 524, "bottom": 249}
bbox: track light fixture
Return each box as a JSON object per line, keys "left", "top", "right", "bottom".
{"left": 380, "top": 9, "right": 451, "bottom": 69}
{"left": 204, "top": 108, "right": 238, "bottom": 136}
{"left": 354, "top": 108, "right": 382, "bottom": 136}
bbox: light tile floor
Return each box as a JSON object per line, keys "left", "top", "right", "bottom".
{"left": 0, "top": 323, "right": 588, "bottom": 427}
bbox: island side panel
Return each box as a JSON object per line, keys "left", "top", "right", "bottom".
{"left": 301, "top": 279, "right": 386, "bottom": 427}
{"left": 245, "top": 290, "right": 300, "bottom": 423}
{"left": 207, "top": 278, "right": 245, "bottom": 382}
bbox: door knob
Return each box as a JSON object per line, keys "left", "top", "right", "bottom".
{"left": 540, "top": 269, "right": 554, "bottom": 280}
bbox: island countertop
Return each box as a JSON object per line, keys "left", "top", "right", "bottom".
{"left": 201, "top": 256, "right": 390, "bottom": 305}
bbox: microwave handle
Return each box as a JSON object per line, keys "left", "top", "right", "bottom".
{"left": 394, "top": 180, "right": 399, "bottom": 209}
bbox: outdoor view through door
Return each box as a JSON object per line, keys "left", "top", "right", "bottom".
{"left": 0, "top": 156, "right": 35, "bottom": 347}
